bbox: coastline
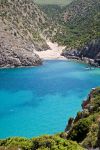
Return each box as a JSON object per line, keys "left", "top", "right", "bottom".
{"left": 34, "top": 40, "right": 100, "bottom": 68}
{"left": 64, "top": 57, "right": 100, "bottom": 68}
{"left": 34, "top": 40, "right": 66, "bottom": 60}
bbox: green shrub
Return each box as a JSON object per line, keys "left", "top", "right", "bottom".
{"left": 0, "top": 135, "right": 84, "bottom": 150}
{"left": 68, "top": 118, "right": 92, "bottom": 142}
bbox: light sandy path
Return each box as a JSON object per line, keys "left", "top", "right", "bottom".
{"left": 34, "top": 41, "right": 66, "bottom": 60}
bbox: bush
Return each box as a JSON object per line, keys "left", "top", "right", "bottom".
{"left": 68, "top": 118, "right": 92, "bottom": 142}
{"left": 0, "top": 135, "right": 84, "bottom": 150}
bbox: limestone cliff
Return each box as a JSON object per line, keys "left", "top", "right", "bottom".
{"left": 0, "top": 0, "right": 51, "bottom": 67}
{"left": 0, "top": 20, "right": 42, "bottom": 68}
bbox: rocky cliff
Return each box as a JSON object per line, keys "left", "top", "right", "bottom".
{"left": 0, "top": 0, "right": 52, "bottom": 68}
{"left": 0, "top": 20, "right": 42, "bottom": 68}
{"left": 62, "top": 39, "right": 100, "bottom": 66}
{"left": 65, "top": 87, "right": 100, "bottom": 149}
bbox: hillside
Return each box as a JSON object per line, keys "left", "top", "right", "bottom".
{"left": 0, "top": 0, "right": 100, "bottom": 149}
{"left": 0, "top": 0, "right": 53, "bottom": 67}
{"left": 52, "top": 0, "right": 100, "bottom": 48}
{"left": 37, "top": 0, "right": 100, "bottom": 49}
{"left": 0, "top": 19, "right": 42, "bottom": 68}
{"left": 65, "top": 87, "right": 100, "bottom": 149}
{"left": 0, "top": 0, "right": 51, "bottom": 49}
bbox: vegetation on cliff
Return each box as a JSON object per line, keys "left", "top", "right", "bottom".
{"left": 66, "top": 87, "right": 100, "bottom": 149}
{"left": 0, "top": 88, "right": 100, "bottom": 149}
{"left": 0, "top": 0, "right": 100, "bottom": 148}
{"left": 0, "top": 135, "right": 83, "bottom": 150}
{"left": 0, "top": 0, "right": 51, "bottom": 67}
{"left": 38, "top": 0, "right": 100, "bottom": 48}
{"left": 53, "top": 0, "right": 100, "bottom": 48}
{"left": 0, "top": 0, "right": 51, "bottom": 50}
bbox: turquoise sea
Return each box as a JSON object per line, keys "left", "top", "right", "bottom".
{"left": 0, "top": 60, "right": 100, "bottom": 139}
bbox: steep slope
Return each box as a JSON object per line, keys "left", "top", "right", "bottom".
{"left": 0, "top": 0, "right": 53, "bottom": 67}
{"left": 65, "top": 87, "right": 100, "bottom": 149}
{"left": 0, "top": 19, "right": 42, "bottom": 68}
{"left": 62, "top": 39, "right": 100, "bottom": 66}
{"left": 63, "top": 0, "right": 99, "bottom": 25}
{"left": 49, "top": 0, "right": 100, "bottom": 66}
{"left": 53, "top": 0, "right": 100, "bottom": 48}
{"left": 0, "top": 0, "right": 50, "bottom": 50}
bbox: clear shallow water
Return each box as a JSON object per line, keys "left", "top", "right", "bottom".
{"left": 0, "top": 60, "right": 100, "bottom": 139}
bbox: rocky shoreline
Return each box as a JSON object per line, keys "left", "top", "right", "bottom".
{"left": 0, "top": 37, "right": 42, "bottom": 68}
{"left": 62, "top": 39, "right": 100, "bottom": 67}
{"left": 65, "top": 87, "right": 100, "bottom": 149}
{"left": 0, "top": 0, "right": 50, "bottom": 68}
{"left": 0, "top": 20, "right": 42, "bottom": 68}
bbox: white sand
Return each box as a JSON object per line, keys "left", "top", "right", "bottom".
{"left": 34, "top": 40, "right": 66, "bottom": 60}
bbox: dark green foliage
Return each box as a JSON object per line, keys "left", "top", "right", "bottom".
{"left": 0, "top": 137, "right": 33, "bottom": 150}
{"left": 66, "top": 88, "right": 100, "bottom": 148}
{"left": 0, "top": 135, "right": 84, "bottom": 150}
{"left": 88, "top": 87, "right": 100, "bottom": 112}
{"left": 42, "top": 0, "right": 100, "bottom": 48}
{"left": 68, "top": 118, "right": 92, "bottom": 142}
{"left": 40, "top": 5, "right": 62, "bottom": 21}
{"left": 96, "top": 122, "right": 100, "bottom": 148}
{"left": 62, "top": 0, "right": 100, "bottom": 48}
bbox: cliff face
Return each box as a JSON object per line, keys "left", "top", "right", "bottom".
{"left": 0, "top": 20, "right": 42, "bottom": 68}
{"left": 62, "top": 39, "right": 100, "bottom": 66}
{"left": 0, "top": 0, "right": 52, "bottom": 68}
{"left": 79, "top": 39, "right": 100, "bottom": 59}
{"left": 65, "top": 87, "right": 100, "bottom": 149}
{"left": 0, "top": 0, "right": 49, "bottom": 50}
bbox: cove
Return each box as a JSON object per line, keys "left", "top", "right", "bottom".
{"left": 0, "top": 60, "right": 100, "bottom": 139}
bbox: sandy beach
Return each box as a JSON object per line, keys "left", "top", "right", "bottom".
{"left": 34, "top": 41, "right": 66, "bottom": 60}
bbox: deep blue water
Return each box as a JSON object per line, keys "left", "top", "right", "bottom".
{"left": 0, "top": 60, "right": 100, "bottom": 139}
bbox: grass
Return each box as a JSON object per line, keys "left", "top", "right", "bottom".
{"left": 34, "top": 0, "right": 73, "bottom": 6}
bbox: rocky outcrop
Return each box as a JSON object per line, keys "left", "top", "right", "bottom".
{"left": 79, "top": 39, "right": 100, "bottom": 65}
{"left": 0, "top": 0, "right": 50, "bottom": 50}
{"left": 0, "top": 0, "right": 52, "bottom": 68}
{"left": 0, "top": 45, "right": 42, "bottom": 68}
{"left": 62, "top": 49, "right": 80, "bottom": 59}
{"left": 65, "top": 87, "right": 100, "bottom": 149}
{"left": 0, "top": 20, "right": 42, "bottom": 68}
{"left": 62, "top": 39, "right": 100, "bottom": 67}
